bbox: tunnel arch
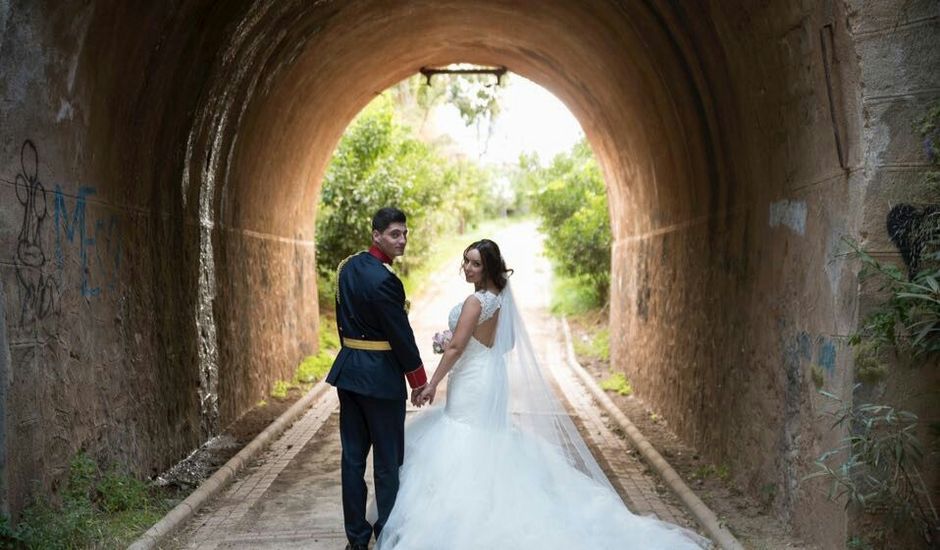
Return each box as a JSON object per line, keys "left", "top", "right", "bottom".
{"left": 3, "top": 1, "right": 936, "bottom": 545}
{"left": 188, "top": 0, "right": 737, "bottom": 436}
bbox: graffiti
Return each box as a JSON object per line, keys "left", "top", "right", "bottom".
{"left": 7, "top": 139, "right": 124, "bottom": 333}
{"left": 784, "top": 330, "right": 838, "bottom": 375}
{"left": 769, "top": 199, "right": 807, "bottom": 236}
{"left": 53, "top": 185, "right": 122, "bottom": 297}
{"left": 817, "top": 339, "right": 836, "bottom": 373}
{"left": 887, "top": 203, "right": 939, "bottom": 278}
{"left": 12, "top": 140, "right": 61, "bottom": 329}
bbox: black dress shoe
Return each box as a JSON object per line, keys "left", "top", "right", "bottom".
{"left": 345, "top": 544, "right": 368, "bottom": 550}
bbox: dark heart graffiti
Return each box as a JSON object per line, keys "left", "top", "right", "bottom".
{"left": 13, "top": 140, "right": 61, "bottom": 329}
{"left": 887, "top": 203, "right": 939, "bottom": 278}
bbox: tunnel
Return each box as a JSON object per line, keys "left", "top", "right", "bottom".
{"left": 1, "top": 0, "right": 937, "bottom": 545}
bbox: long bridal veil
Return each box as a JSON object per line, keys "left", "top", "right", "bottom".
{"left": 483, "top": 280, "right": 615, "bottom": 489}
{"left": 379, "top": 281, "right": 709, "bottom": 549}
{"left": 484, "top": 282, "right": 709, "bottom": 548}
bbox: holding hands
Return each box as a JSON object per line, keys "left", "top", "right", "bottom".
{"left": 410, "top": 329, "right": 450, "bottom": 407}
{"left": 410, "top": 382, "right": 437, "bottom": 407}
{"left": 411, "top": 329, "right": 452, "bottom": 407}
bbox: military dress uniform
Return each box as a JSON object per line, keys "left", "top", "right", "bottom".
{"left": 326, "top": 245, "right": 427, "bottom": 547}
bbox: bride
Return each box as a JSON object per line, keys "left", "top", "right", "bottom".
{"left": 377, "top": 239, "right": 707, "bottom": 549}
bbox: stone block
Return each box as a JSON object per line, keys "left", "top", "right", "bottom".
{"left": 864, "top": 94, "right": 940, "bottom": 166}
{"left": 846, "top": 0, "right": 938, "bottom": 35}
{"left": 855, "top": 19, "right": 940, "bottom": 98}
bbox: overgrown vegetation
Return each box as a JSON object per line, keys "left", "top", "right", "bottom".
{"left": 514, "top": 139, "right": 612, "bottom": 303}
{"left": 600, "top": 372, "right": 633, "bottom": 396}
{"left": 550, "top": 273, "right": 606, "bottom": 315}
{"left": 296, "top": 315, "right": 340, "bottom": 385}
{"left": 808, "top": 234, "right": 939, "bottom": 546}
{"left": 314, "top": 71, "right": 616, "bottom": 417}
{"left": 574, "top": 327, "right": 610, "bottom": 362}
{"left": 316, "top": 74, "right": 509, "bottom": 304}
{"left": 270, "top": 315, "right": 341, "bottom": 399}
{"left": 2, "top": 453, "right": 175, "bottom": 549}
{"left": 692, "top": 463, "right": 731, "bottom": 483}
{"left": 808, "top": 394, "right": 936, "bottom": 542}
{"left": 807, "top": 104, "right": 940, "bottom": 548}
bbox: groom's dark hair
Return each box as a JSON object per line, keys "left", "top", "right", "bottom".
{"left": 372, "top": 207, "right": 407, "bottom": 232}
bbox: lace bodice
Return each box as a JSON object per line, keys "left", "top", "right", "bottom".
{"left": 447, "top": 290, "right": 502, "bottom": 331}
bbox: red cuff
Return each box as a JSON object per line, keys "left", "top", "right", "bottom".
{"left": 405, "top": 366, "right": 428, "bottom": 388}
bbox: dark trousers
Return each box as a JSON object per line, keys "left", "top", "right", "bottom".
{"left": 338, "top": 388, "right": 406, "bottom": 545}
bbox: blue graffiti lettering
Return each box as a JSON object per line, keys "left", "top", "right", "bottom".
{"left": 817, "top": 339, "right": 836, "bottom": 372}
{"left": 53, "top": 185, "right": 121, "bottom": 297}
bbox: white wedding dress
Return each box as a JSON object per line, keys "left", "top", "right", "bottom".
{"left": 377, "top": 288, "right": 707, "bottom": 549}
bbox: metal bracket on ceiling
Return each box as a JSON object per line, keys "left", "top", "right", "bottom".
{"left": 419, "top": 65, "right": 508, "bottom": 86}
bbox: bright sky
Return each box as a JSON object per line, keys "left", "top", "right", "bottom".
{"left": 429, "top": 74, "right": 584, "bottom": 166}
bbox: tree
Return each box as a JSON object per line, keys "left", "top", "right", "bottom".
{"left": 316, "top": 92, "right": 499, "bottom": 302}
{"left": 524, "top": 139, "right": 612, "bottom": 302}
{"left": 389, "top": 68, "right": 508, "bottom": 156}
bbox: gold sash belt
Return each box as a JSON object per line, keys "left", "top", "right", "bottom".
{"left": 343, "top": 337, "right": 392, "bottom": 351}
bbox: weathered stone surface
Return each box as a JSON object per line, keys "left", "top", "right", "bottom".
{"left": 0, "top": 1, "right": 936, "bottom": 546}
{"left": 846, "top": 0, "right": 938, "bottom": 34}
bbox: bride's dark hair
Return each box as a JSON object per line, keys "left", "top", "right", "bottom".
{"left": 464, "top": 239, "right": 514, "bottom": 291}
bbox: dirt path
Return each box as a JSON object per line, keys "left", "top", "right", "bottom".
{"left": 164, "top": 221, "right": 711, "bottom": 549}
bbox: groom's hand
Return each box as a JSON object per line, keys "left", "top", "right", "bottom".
{"left": 410, "top": 385, "right": 426, "bottom": 407}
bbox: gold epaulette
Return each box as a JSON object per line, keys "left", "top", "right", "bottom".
{"left": 334, "top": 253, "right": 356, "bottom": 305}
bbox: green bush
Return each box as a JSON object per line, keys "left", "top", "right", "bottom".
{"left": 600, "top": 372, "right": 633, "bottom": 396}
{"left": 550, "top": 274, "right": 603, "bottom": 315}
{"left": 524, "top": 139, "right": 612, "bottom": 302}
{"left": 97, "top": 469, "right": 150, "bottom": 514}
{"left": 316, "top": 96, "right": 442, "bottom": 279}
{"left": 809, "top": 227, "right": 939, "bottom": 544}
{"left": 7, "top": 453, "right": 172, "bottom": 549}
{"left": 294, "top": 314, "right": 341, "bottom": 385}
{"left": 318, "top": 315, "right": 340, "bottom": 352}
{"left": 316, "top": 93, "right": 498, "bottom": 295}
{"left": 296, "top": 354, "right": 333, "bottom": 384}
{"left": 271, "top": 380, "right": 290, "bottom": 399}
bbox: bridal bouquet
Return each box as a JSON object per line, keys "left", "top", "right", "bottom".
{"left": 432, "top": 330, "right": 453, "bottom": 354}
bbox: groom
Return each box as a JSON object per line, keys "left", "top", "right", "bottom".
{"left": 326, "top": 206, "right": 428, "bottom": 550}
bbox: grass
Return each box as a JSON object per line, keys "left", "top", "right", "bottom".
{"left": 3, "top": 453, "right": 177, "bottom": 549}
{"left": 573, "top": 327, "right": 609, "bottom": 362}
{"left": 550, "top": 273, "right": 604, "bottom": 316}
{"left": 599, "top": 372, "right": 633, "bottom": 396}
{"left": 270, "top": 380, "right": 290, "bottom": 399}
{"left": 295, "top": 353, "right": 334, "bottom": 384}
{"left": 296, "top": 313, "right": 340, "bottom": 385}
{"left": 692, "top": 463, "right": 732, "bottom": 482}
{"left": 271, "top": 314, "right": 341, "bottom": 398}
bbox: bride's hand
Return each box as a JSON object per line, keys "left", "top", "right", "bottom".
{"left": 419, "top": 383, "right": 437, "bottom": 406}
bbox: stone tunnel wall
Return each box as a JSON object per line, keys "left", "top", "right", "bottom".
{"left": 2, "top": 2, "right": 207, "bottom": 515}
{"left": 0, "top": 0, "right": 320, "bottom": 516}
{"left": 0, "top": 0, "right": 936, "bottom": 545}
{"left": 607, "top": 1, "right": 938, "bottom": 545}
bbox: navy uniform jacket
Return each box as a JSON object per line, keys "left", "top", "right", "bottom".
{"left": 326, "top": 251, "right": 423, "bottom": 401}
